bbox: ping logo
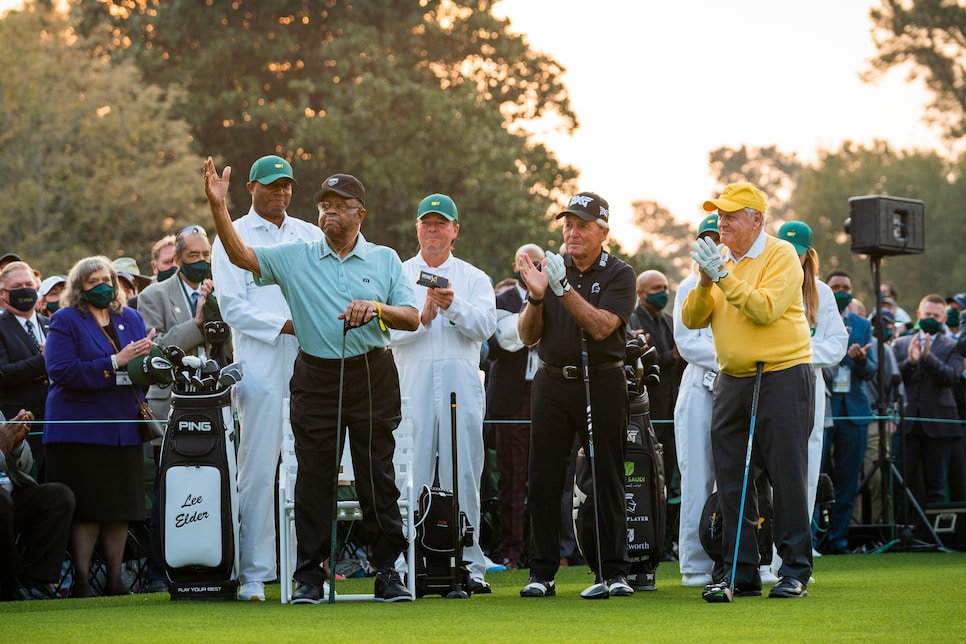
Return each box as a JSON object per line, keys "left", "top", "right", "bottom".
{"left": 178, "top": 420, "right": 213, "bottom": 432}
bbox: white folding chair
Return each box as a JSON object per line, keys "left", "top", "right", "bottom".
{"left": 278, "top": 397, "right": 417, "bottom": 603}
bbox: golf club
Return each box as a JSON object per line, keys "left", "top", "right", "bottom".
{"left": 707, "top": 361, "right": 764, "bottom": 603}
{"left": 446, "top": 391, "right": 469, "bottom": 599}
{"left": 578, "top": 333, "right": 610, "bottom": 600}
{"left": 328, "top": 319, "right": 352, "bottom": 604}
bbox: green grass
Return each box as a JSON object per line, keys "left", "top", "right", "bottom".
{"left": 5, "top": 552, "right": 966, "bottom": 642}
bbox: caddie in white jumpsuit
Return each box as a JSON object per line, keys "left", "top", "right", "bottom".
{"left": 211, "top": 155, "right": 322, "bottom": 601}
{"left": 390, "top": 193, "right": 497, "bottom": 591}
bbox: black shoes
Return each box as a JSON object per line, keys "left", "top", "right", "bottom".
{"left": 520, "top": 576, "right": 555, "bottom": 597}
{"left": 374, "top": 569, "right": 413, "bottom": 603}
{"left": 467, "top": 578, "right": 492, "bottom": 594}
{"left": 702, "top": 580, "right": 762, "bottom": 603}
{"left": 606, "top": 575, "right": 634, "bottom": 597}
{"left": 768, "top": 576, "right": 807, "bottom": 598}
{"left": 291, "top": 582, "right": 323, "bottom": 605}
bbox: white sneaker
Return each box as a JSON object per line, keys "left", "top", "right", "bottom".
{"left": 681, "top": 573, "right": 713, "bottom": 587}
{"left": 239, "top": 580, "right": 265, "bottom": 602}
{"left": 760, "top": 566, "right": 779, "bottom": 585}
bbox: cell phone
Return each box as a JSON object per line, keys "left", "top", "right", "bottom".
{"left": 417, "top": 271, "right": 449, "bottom": 289}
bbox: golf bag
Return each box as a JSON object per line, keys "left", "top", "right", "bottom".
{"left": 574, "top": 390, "right": 666, "bottom": 589}
{"left": 699, "top": 476, "right": 773, "bottom": 565}
{"left": 159, "top": 388, "right": 240, "bottom": 600}
{"left": 412, "top": 392, "right": 474, "bottom": 598}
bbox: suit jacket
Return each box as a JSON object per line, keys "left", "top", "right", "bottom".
{"left": 826, "top": 310, "right": 877, "bottom": 426}
{"left": 485, "top": 285, "right": 529, "bottom": 418}
{"left": 137, "top": 276, "right": 206, "bottom": 408}
{"left": 628, "top": 304, "right": 683, "bottom": 420}
{"left": 0, "top": 310, "right": 50, "bottom": 421}
{"left": 893, "top": 331, "right": 963, "bottom": 439}
{"left": 42, "top": 306, "right": 148, "bottom": 447}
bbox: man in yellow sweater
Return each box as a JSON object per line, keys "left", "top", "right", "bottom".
{"left": 681, "top": 182, "right": 814, "bottom": 601}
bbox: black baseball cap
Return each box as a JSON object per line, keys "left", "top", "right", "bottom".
{"left": 555, "top": 192, "right": 609, "bottom": 223}
{"left": 314, "top": 174, "right": 366, "bottom": 206}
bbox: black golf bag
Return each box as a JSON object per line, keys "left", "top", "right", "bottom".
{"left": 159, "top": 389, "right": 240, "bottom": 600}
{"left": 574, "top": 339, "right": 666, "bottom": 590}
{"left": 412, "top": 392, "right": 474, "bottom": 598}
{"left": 699, "top": 475, "right": 774, "bottom": 566}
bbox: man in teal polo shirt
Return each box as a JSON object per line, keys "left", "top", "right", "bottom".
{"left": 203, "top": 157, "right": 419, "bottom": 604}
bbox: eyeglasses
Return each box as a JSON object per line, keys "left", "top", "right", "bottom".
{"left": 176, "top": 225, "right": 208, "bottom": 239}
{"left": 318, "top": 201, "right": 362, "bottom": 214}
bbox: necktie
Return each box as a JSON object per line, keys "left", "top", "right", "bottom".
{"left": 24, "top": 319, "right": 40, "bottom": 349}
{"left": 191, "top": 291, "right": 201, "bottom": 311}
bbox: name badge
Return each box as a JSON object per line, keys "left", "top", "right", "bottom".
{"left": 116, "top": 371, "right": 133, "bottom": 386}
{"left": 832, "top": 365, "right": 851, "bottom": 393}
{"left": 703, "top": 370, "right": 717, "bottom": 392}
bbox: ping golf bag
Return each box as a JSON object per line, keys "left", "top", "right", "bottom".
{"left": 412, "top": 392, "right": 474, "bottom": 598}
{"left": 159, "top": 388, "right": 240, "bottom": 600}
{"left": 574, "top": 339, "right": 666, "bottom": 590}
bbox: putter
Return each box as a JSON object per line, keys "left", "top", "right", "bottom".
{"left": 445, "top": 392, "right": 469, "bottom": 599}
{"left": 327, "top": 320, "right": 351, "bottom": 604}
{"left": 706, "top": 361, "right": 764, "bottom": 603}
{"left": 578, "top": 333, "right": 610, "bottom": 600}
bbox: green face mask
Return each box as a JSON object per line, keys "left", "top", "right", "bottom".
{"left": 81, "top": 283, "right": 115, "bottom": 309}
{"left": 883, "top": 328, "right": 893, "bottom": 342}
{"left": 919, "top": 317, "right": 943, "bottom": 335}
{"left": 834, "top": 290, "right": 853, "bottom": 313}
{"left": 45, "top": 301, "right": 60, "bottom": 314}
{"left": 645, "top": 291, "right": 669, "bottom": 310}
{"left": 946, "top": 307, "right": 960, "bottom": 328}
{"left": 157, "top": 266, "right": 178, "bottom": 282}
{"left": 179, "top": 260, "right": 211, "bottom": 284}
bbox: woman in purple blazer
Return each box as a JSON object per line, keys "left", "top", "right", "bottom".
{"left": 43, "top": 256, "right": 156, "bottom": 597}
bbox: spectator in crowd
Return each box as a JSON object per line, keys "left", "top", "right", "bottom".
{"left": 127, "top": 235, "right": 179, "bottom": 311}
{"left": 771, "top": 222, "right": 846, "bottom": 574}
{"left": 881, "top": 281, "right": 912, "bottom": 336}
{"left": 391, "top": 193, "right": 497, "bottom": 593}
{"left": 892, "top": 295, "right": 964, "bottom": 519}
{"left": 0, "top": 253, "right": 22, "bottom": 271}
{"left": 820, "top": 270, "right": 876, "bottom": 555}
{"left": 0, "top": 408, "right": 75, "bottom": 601}
{"left": 682, "top": 181, "right": 814, "bottom": 601}
{"left": 206, "top": 159, "right": 419, "bottom": 604}
{"left": 37, "top": 275, "right": 66, "bottom": 316}
{"left": 673, "top": 214, "right": 720, "bottom": 588}
{"left": 516, "top": 191, "right": 636, "bottom": 599}
{"left": 112, "top": 258, "right": 152, "bottom": 307}
{"left": 628, "top": 268, "right": 685, "bottom": 555}
{"left": 484, "top": 242, "right": 545, "bottom": 570}
{"left": 1, "top": 261, "right": 53, "bottom": 479}
{"left": 210, "top": 155, "right": 323, "bottom": 602}
{"left": 43, "top": 256, "right": 155, "bottom": 597}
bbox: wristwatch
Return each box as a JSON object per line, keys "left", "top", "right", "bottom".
{"left": 527, "top": 294, "right": 544, "bottom": 306}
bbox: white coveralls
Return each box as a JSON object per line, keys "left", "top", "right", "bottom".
{"left": 770, "top": 278, "right": 847, "bottom": 572}
{"left": 390, "top": 254, "right": 496, "bottom": 582}
{"left": 211, "top": 208, "right": 322, "bottom": 584}
{"left": 672, "top": 272, "right": 718, "bottom": 577}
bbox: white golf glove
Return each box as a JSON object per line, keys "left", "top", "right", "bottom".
{"left": 544, "top": 251, "right": 572, "bottom": 297}
{"left": 690, "top": 236, "right": 728, "bottom": 283}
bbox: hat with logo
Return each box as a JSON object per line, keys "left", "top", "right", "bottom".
{"left": 314, "top": 174, "right": 366, "bottom": 206}
{"left": 111, "top": 257, "right": 152, "bottom": 291}
{"left": 417, "top": 193, "right": 458, "bottom": 222}
{"left": 777, "top": 221, "right": 813, "bottom": 256}
{"left": 555, "top": 191, "right": 609, "bottom": 224}
{"left": 248, "top": 155, "right": 297, "bottom": 186}
{"left": 703, "top": 182, "right": 767, "bottom": 214}
{"left": 39, "top": 275, "right": 66, "bottom": 298}
{"left": 697, "top": 214, "right": 719, "bottom": 238}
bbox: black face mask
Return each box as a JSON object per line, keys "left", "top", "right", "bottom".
{"left": 6, "top": 287, "right": 38, "bottom": 313}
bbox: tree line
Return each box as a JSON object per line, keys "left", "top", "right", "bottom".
{"left": 2, "top": 0, "right": 965, "bottom": 311}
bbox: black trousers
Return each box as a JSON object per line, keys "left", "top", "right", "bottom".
{"left": 528, "top": 365, "right": 629, "bottom": 581}
{"left": 0, "top": 482, "right": 75, "bottom": 586}
{"left": 290, "top": 350, "right": 407, "bottom": 587}
{"left": 711, "top": 364, "right": 814, "bottom": 586}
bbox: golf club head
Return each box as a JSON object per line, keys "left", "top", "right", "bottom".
{"left": 624, "top": 335, "right": 646, "bottom": 364}
{"left": 199, "top": 376, "right": 218, "bottom": 391}
{"left": 702, "top": 584, "right": 734, "bottom": 603}
{"left": 217, "top": 363, "right": 243, "bottom": 386}
{"left": 181, "top": 355, "right": 203, "bottom": 370}
{"left": 580, "top": 582, "right": 610, "bottom": 600}
{"left": 190, "top": 374, "right": 206, "bottom": 389}
{"left": 162, "top": 345, "right": 188, "bottom": 367}
{"left": 639, "top": 345, "right": 659, "bottom": 368}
